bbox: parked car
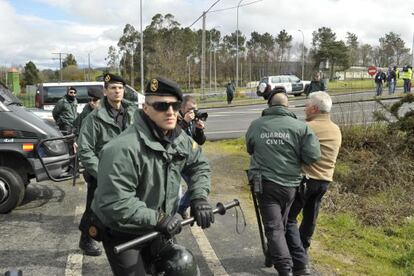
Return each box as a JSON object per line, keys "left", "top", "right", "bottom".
{"left": 0, "top": 81, "right": 74, "bottom": 213}
{"left": 257, "top": 75, "right": 310, "bottom": 97}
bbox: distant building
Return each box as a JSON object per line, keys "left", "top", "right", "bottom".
{"left": 7, "top": 68, "right": 21, "bottom": 94}
{"left": 335, "top": 66, "right": 380, "bottom": 80}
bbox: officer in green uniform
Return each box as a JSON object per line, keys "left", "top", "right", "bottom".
{"left": 73, "top": 87, "right": 103, "bottom": 136}
{"left": 77, "top": 74, "right": 138, "bottom": 256}
{"left": 246, "top": 89, "right": 320, "bottom": 276}
{"left": 91, "top": 76, "right": 214, "bottom": 276}
{"left": 52, "top": 86, "right": 78, "bottom": 134}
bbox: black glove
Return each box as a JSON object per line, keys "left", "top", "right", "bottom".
{"left": 190, "top": 198, "right": 215, "bottom": 229}
{"left": 155, "top": 213, "right": 182, "bottom": 238}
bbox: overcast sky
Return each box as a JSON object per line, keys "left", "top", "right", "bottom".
{"left": 1, "top": 0, "right": 413, "bottom": 69}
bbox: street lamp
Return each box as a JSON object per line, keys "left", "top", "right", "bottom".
{"left": 298, "top": 29, "right": 305, "bottom": 80}
{"left": 210, "top": 25, "right": 221, "bottom": 93}
{"left": 236, "top": 0, "right": 245, "bottom": 89}
{"left": 411, "top": 13, "right": 414, "bottom": 68}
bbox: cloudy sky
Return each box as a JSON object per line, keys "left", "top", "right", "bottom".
{"left": 1, "top": 0, "right": 413, "bottom": 69}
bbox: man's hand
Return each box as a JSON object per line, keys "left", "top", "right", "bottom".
{"left": 195, "top": 119, "right": 205, "bottom": 129}
{"left": 183, "top": 110, "right": 195, "bottom": 123}
{"left": 190, "top": 198, "right": 214, "bottom": 229}
{"left": 155, "top": 213, "right": 182, "bottom": 238}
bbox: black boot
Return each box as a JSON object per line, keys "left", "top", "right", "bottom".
{"left": 293, "top": 264, "right": 311, "bottom": 275}
{"left": 264, "top": 251, "right": 273, "bottom": 268}
{"left": 277, "top": 270, "right": 293, "bottom": 276}
{"left": 79, "top": 233, "right": 102, "bottom": 256}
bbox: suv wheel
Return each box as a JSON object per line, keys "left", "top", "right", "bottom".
{"left": 0, "top": 167, "right": 25, "bottom": 214}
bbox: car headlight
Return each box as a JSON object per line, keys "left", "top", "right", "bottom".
{"left": 43, "top": 140, "right": 68, "bottom": 156}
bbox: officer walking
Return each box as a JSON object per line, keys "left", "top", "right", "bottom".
{"left": 77, "top": 73, "right": 138, "bottom": 256}
{"left": 177, "top": 95, "right": 206, "bottom": 218}
{"left": 286, "top": 91, "right": 342, "bottom": 275}
{"left": 246, "top": 88, "right": 320, "bottom": 276}
{"left": 73, "top": 87, "right": 103, "bottom": 136}
{"left": 91, "top": 76, "right": 214, "bottom": 276}
{"left": 52, "top": 86, "right": 78, "bottom": 134}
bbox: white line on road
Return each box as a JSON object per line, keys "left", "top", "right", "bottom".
{"left": 190, "top": 226, "right": 229, "bottom": 276}
{"left": 205, "top": 130, "right": 245, "bottom": 134}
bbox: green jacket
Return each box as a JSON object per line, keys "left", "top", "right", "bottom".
{"left": 52, "top": 95, "right": 78, "bottom": 127}
{"left": 246, "top": 106, "right": 321, "bottom": 187}
{"left": 73, "top": 104, "right": 93, "bottom": 136}
{"left": 77, "top": 98, "right": 138, "bottom": 178}
{"left": 91, "top": 110, "right": 211, "bottom": 235}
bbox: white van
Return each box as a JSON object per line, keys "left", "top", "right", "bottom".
{"left": 35, "top": 81, "right": 145, "bottom": 113}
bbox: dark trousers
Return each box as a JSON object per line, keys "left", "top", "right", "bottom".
{"left": 258, "top": 180, "right": 296, "bottom": 272}
{"left": 286, "top": 178, "right": 329, "bottom": 268}
{"left": 79, "top": 172, "right": 97, "bottom": 233}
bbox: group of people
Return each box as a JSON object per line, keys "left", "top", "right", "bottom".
{"left": 246, "top": 87, "right": 341, "bottom": 275}
{"left": 375, "top": 65, "right": 413, "bottom": 96}
{"left": 52, "top": 72, "right": 342, "bottom": 276}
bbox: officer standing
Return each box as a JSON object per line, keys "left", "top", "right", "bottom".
{"left": 226, "top": 81, "right": 235, "bottom": 104}
{"left": 73, "top": 87, "right": 103, "bottom": 136}
{"left": 91, "top": 76, "right": 214, "bottom": 276}
{"left": 246, "top": 89, "right": 320, "bottom": 276}
{"left": 77, "top": 74, "right": 138, "bottom": 256}
{"left": 286, "top": 91, "right": 342, "bottom": 275}
{"left": 177, "top": 95, "right": 206, "bottom": 218}
{"left": 52, "top": 86, "right": 78, "bottom": 134}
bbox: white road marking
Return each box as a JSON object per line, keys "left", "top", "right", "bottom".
{"left": 191, "top": 226, "right": 229, "bottom": 276}
{"left": 205, "top": 130, "right": 246, "bottom": 134}
{"left": 64, "top": 201, "right": 85, "bottom": 276}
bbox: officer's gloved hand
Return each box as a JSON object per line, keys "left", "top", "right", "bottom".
{"left": 155, "top": 213, "right": 182, "bottom": 238}
{"left": 190, "top": 198, "right": 215, "bottom": 229}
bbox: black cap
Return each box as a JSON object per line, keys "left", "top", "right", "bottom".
{"left": 67, "top": 86, "right": 77, "bottom": 93}
{"left": 267, "top": 87, "right": 286, "bottom": 104}
{"left": 87, "top": 87, "right": 103, "bottom": 99}
{"left": 145, "top": 76, "right": 183, "bottom": 101}
{"left": 104, "top": 73, "right": 126, "bottom": 86}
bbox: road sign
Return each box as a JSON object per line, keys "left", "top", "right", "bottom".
{"left": 368, "top": 66, "right": 377, "bottom": 76}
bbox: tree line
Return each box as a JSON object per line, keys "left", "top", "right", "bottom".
{"left": 12, "top": 13, "right": 411, "bottom": 91}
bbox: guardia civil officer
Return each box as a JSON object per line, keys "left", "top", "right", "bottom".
{"left": 91, "top": 77, "right": 214, "bottom": 276}
{"left": 77, "top": 73, "right": 138, "bottom": 256}
{"left": 52, "top": 86, "right": 78, "bottom": 134}
{"left": 285, "top": 91, "right": 342, "bottom": 275}
{"left": 246, "top": 88, "right": 320, "bottom": 276}
{"left": 73, "top": 86, "right": 103, "bottom": 136}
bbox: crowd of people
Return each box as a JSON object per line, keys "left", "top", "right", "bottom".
{"left": 52, "top": 73, "right": 341, "bottom": 276}
{"left": 375, "top": 65, "right": 412, "bottom": 96}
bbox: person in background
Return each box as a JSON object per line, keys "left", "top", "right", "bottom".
{"left": 177, "top": 95, "right": 206, "bottom": 218}
{"left": 77, "top": 73, "right": 138, "bottom": 256}
{"left": 374, "top": 68, "right": 386, "bottom": 96}
{"left": 52, "top": 86, "right": 78, "bottom": 134}
{"left": 246, "top": 88, "right": 320, "bottom": 276}
{"left": 386, "top": 66, "right": 397, "bottom": 95}
{"left": 286, "top": 91, "right": 342, "bottom": 275}
{"left": 91, "top": 76, "right": 214, "bottom": 276}
{"left": 73, "top": 87, "right": 103, "bottom": 136}
{"left": 401, "top": 65, "right": 412, "bottom": 93}
{"left": 226, "top": 81, "right": 235, "bottom": 104}
{"left": 304, "top": 72, "right": 325, "bottom": 97}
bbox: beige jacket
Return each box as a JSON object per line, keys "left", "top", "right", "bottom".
{"left": 302, "top": 113, "right": 341, "bottom": 182}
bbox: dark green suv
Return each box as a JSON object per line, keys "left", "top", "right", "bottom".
{"left": 0, "top": 81, "right": 74, "bottom": 213}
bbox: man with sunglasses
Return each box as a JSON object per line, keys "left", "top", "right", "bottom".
{"left": 52, "top": 86, "right": 78, "bottom": 134}
{"left": 91, "top": 76, "right": 213, "bottom": 276}
{"left": 246, "top": 88, "right": 320, "bottom": 276}
{"left": 77, "top": 73, "right": 138, "bottom": 256}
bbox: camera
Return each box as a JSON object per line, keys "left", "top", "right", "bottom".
{"left": 194, "top": 110, "right": 208, "bottom": 121}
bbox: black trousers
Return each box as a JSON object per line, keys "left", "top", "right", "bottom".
{"left": 257, "top": 180, "right": 296, "bottom": 272}
{"left": 79, "top": 172, "right": 97, "bottom": 233}
{"left": 286, "top": 177, "right": 329, "bottom": 268}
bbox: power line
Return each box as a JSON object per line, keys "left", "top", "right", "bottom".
{"left": 188, "top": 0, "right": 222, "bottom": 28}
{"left": 210, "top": 0, "right": 264, "bottom": 13}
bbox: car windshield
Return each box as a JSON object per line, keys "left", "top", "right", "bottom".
{"left": 0, "top": 81, "right": 22, "bottom": 106}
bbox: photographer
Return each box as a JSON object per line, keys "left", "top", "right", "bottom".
{"left": 177, "top": 95, "right": 207, "bottom": 218}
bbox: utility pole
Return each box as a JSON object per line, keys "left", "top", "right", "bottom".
{"left": 298, "top": 29, "right": 305, "bottom": 80}
{"left": 236, "top": 0, "right": 245, "bottom": 89}
{"left": 140, "top": 0, "right": 144, "bottom": 93}
{"left": 201, "top": 12, "right": 206, "bottom": 99}
{"left": 88, "top": 53, "right": 91, "bottom": 81}
{"left": 52, "top": 52, "right": 69, "bottom": 82}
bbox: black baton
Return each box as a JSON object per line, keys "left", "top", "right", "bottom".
{"left": 114, "top": 199, "right": 240, "bottom": 254}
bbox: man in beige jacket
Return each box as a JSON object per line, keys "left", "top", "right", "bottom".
{"left": 285, "top": 91, "right": 342, "bottom": 275}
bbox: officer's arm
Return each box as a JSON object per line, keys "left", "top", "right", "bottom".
{"left": 77, "top": 115, "right": 100, "bottom": 178}
{"left": 245, "top": 125, "right": 255, "bottom": 155}
{"left": 182, "top": 141, "right": 211, "bottom": 201}
{"left": 300, "top": 126, "right": 321, "bottom": 165}
{"left": 94, "top": 144, "right": 158, "bottom": 231}
{"left": 52, "top": 102, "right": 61, "bottom": 122}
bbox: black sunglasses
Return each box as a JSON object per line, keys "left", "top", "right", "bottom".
{"left": 88, "top": 97, "right": 99, "bottom": 102}
{"left": 148, "top": 101, "right": 182, "bottom": 112}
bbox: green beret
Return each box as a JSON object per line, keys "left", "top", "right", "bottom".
{"left": 145, "top": 76, "right": 183, "bottom": 101}
{"left": 104, "top": 73, "right": 126, "bottom": 86}
{"left": 87, "top": 87, "right": 103, "bottom": 99}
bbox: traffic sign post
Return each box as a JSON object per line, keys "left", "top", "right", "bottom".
{"left": 368, "top": 66, "right": 377, "bottom": 76}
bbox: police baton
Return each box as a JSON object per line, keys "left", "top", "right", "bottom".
{"left": 114, "top": 199, "right": 240, "bottom": 254}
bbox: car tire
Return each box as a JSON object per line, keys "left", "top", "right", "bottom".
{"left": 0, "top": 167, "right": 25, "bottom": 214}
{"left": 294, "top": 93, "right": 302, "bottom": 97}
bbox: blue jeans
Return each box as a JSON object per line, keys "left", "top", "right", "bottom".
{"left": 376, "top": 82, "right": 383, "bottom": 96}
{"left": 388, "top": 81, "right": 395, "bottom": 94}
{"left": 404, "top": 79, "right": 410, "bottom": 93}
{"left": 178, "top": 174, "right": 192, "bottom": 213}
